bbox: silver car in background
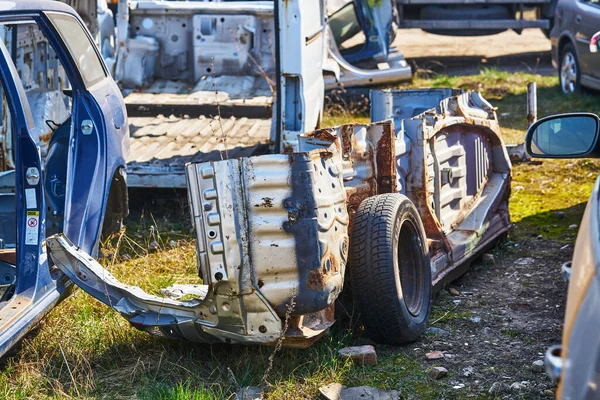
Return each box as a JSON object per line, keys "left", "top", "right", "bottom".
{"left": 550, "top": 0, "right": 600, "bottom": 93}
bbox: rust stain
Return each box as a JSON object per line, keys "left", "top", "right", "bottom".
{"left": 39, "top": 131, "right": 52, "bottom": 144}
{"left": 283, "top": 305, "right": 336, "bottom": 349}
{"left": 261, "top": 197, "right": 274, "bottom": 208}
{"left": 339, "top": 124, "right": 354, "bottom": 158}
{"left": 307, "top": 251, "right": 341, "bottom": 292}
{"left": 375, "top": 122, "right": 397, "bottom": 194}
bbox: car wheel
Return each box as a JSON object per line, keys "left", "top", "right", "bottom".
{"left": 349, "top": 194, "right": 432, "bottom": 344}
{"left": 560, "top": 43, "right": 581, "bottom": 94}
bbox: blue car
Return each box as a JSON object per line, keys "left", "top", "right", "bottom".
{"left": 0, "top": 0, "right": 128, "bottom": 357}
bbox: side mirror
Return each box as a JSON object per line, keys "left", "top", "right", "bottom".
{"left": 525, "top": 113, "right": 600, "bottom": 158}
{"left": 590, "top": 31, "right": 600, "bottom": 53}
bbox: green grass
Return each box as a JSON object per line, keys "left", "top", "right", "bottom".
{"left": 2, "top": 68, "right": 600, "bottom": 399}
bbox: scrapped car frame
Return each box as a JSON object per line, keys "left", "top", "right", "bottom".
{"left": 0, "top": 0, "right": 128, "bottom": 357}
{"left": 49, "top": 89, "right": 512, "bottom": 348}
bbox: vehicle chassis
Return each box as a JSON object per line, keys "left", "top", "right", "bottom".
{"left": 48, "top": 89, "right": 512, "bottom": 348}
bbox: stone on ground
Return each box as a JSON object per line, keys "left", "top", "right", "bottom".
{"left": 338, "top": 345, "right": 377, "bottom": 365}
{"left": 532, "top": 359, "right": 545, "bottom": 372}
{"left": 235, "top": 386, "right": 263, "bottom": 400}
{"left": 426, "top": 327, "right": 450, "bottom": 336}
{"left": 427, "top": 366, "right": 448, "bottom": 380}
{"left": 488, "top": 382, "right": 509, "bottom": 395}
{"left": 319, "top": 384, "right": 400, "bottom": 400}
{"left": 425, "top": 350, "right": 445, "bottom": 361}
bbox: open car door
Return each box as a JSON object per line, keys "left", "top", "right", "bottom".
{"left": 0, "top": 2, "right": 128, "bottom": 358}
{"left": 0, "top": 36, "right": 69, "bottom": 357}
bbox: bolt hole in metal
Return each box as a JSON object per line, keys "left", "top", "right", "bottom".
{"left": 398, "top": 219, "right": 426, "bottom": 317}
{"left": 259, "top": 325, "right": 267, "bottom": 333}
{"left": 208, "top": 230, "right": 217, "bottom": 239}
{"left": 215, "top": 272, "right": 223, "bottom": 281}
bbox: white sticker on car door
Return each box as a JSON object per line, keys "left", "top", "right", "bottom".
{"left": 25, "top": 211, "right": 39, "bottom": 245}
{"left": 25, "top": 188, "right": 37, "bottom": 209}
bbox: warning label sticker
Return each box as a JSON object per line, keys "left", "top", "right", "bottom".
{"left": 25, "top": 211, "right": 39, "bottom": 245}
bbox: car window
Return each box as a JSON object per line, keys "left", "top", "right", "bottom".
{"left": 47, "top": 14, "right": 106, "bottom": 88}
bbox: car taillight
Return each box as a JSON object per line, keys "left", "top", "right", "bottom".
{"left": 590, "top": 31, "right": 600, "bottom": 53}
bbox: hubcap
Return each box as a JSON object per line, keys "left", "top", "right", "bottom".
{"left": 560, "top": 52, "right": 578, "bottom": 94}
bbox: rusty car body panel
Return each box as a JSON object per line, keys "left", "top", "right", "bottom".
{"left": 48, "top": 89, "right": 512, "bottom": 347}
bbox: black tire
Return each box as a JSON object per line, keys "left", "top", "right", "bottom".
{"left": 349, "top": 194, "right": 432, "bottom": 344}
{"left": 419, "top": 5, "right": 510, "bottom": 36}
{"left": 559, "top": 43, "right": 581, "bottom": 94}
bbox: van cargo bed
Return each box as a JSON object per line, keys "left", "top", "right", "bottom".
{"left": 126, "top": 115, "right": 272, "bottom": 188}
{"left": 124, "top": 77, "right": 273, "bottom": 119}
{"left": 123, "top": 75, "right": 274, "bottom": 188}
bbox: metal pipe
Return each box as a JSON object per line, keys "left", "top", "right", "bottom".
{"left": 527, "top": 82, "right": 537, "bottom": 128}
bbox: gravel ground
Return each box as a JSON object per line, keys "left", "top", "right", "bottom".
{"left": 404, "top": 238, "right": 569, "bottom": 398}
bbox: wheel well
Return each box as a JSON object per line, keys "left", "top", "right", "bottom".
{"left": 102, "top": 166, "right": 128, "bottom": 238}
{"left": 558, "top": 35, "right": 573, "bottom": 60}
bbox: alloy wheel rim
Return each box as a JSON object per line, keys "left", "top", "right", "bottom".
{"left": 560, "top": 52, "right": 577, "bottom": 93}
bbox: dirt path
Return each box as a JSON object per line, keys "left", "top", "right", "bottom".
{"left": 393, "top": 28, "right": 553, "bottom": 76}
{"left": 395, "top": 28, "right": 550, "bottom": 59}
{"left": 405, "top": 238, "right": 568, "bottom": 398}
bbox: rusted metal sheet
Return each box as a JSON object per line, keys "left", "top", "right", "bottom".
{"left": 371, "top": 89, "right": 512, "bottom": 288}
{"left": 49, "top": 132, "right": 351, "bottom": 345}
{"left": 298, "top": 121, "right": 397, "bottom": 231}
